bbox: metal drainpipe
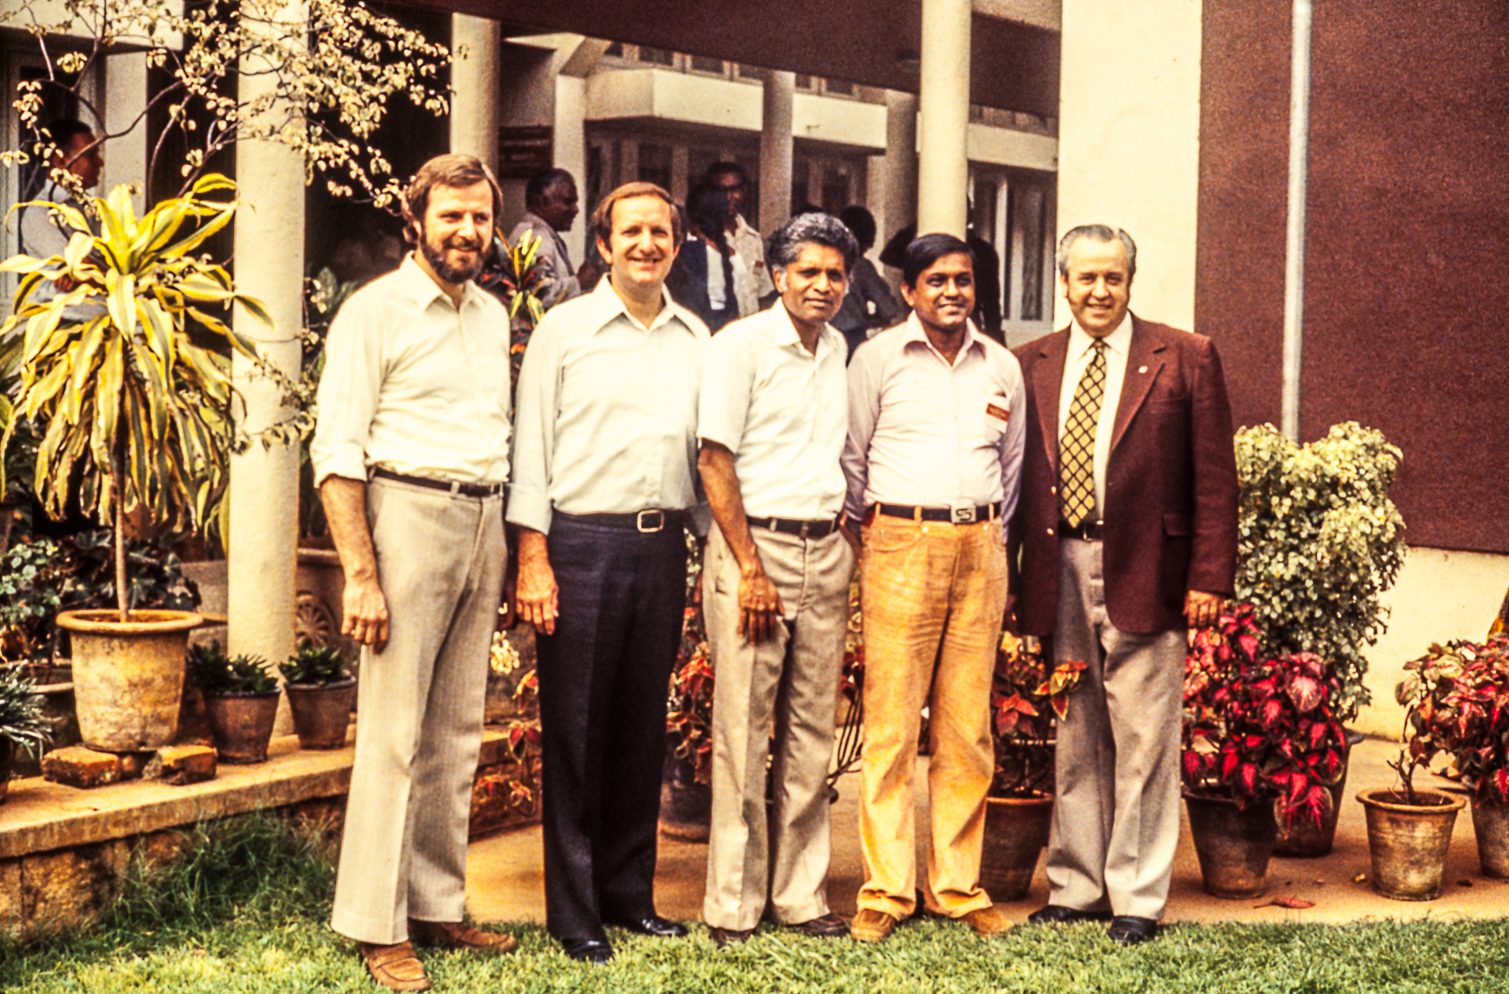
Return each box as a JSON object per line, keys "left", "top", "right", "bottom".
{"left": 1281, "top": 0, "right": 1314, "bottom": 441}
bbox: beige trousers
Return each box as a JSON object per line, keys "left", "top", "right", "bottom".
{"left": 1044, "top": 536, "right": 1185, "bottom": 920}
{"left": 330, "top": 477, "right": 507, "bottom": 945}
{"left": 856, "top": 514, "right": 1007, "bottom": 919}
{"left": 702, "top": 524, "right": 853, "bottom": 930}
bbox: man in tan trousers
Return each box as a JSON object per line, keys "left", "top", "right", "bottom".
{"left": 697, "top": 213, "right": 859, "bottom": 947}
{"left": 840, "top": 233, "right": 1026, "bottom": 943}
{"left": 313, "top": 154, "right": 517, "bottom": 992}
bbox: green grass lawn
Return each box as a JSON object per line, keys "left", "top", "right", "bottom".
{"left": 3, "top": 816, "right": 1507, "bottom": 994}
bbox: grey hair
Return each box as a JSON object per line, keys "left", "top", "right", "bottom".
{"left": 766, "top": 212, "right": 861, "bottom": 275}
{"left": 1055, "top": 224, "right": 1137, "bottom": 278}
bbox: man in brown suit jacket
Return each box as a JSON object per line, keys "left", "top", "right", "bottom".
{"left": 1011, "top": 225, "right": 1237, "bottom": 945}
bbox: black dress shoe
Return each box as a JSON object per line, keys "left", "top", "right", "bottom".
{"left": 1027, "top": 904, "right": 1112, "bottom": 925}
{"left": 1107, "top": 916, "right": 1159, "bottom": 945}
{"left": 561, "top": 938, "right": 613, "bottom": 963}
{"left": 607, "top": 914, "right": 688, "bottom": 938}
{"left": 792, "top": 912, "right": 849, "bottom": 938}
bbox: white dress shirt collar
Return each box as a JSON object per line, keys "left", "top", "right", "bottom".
{"left": 1067, "top": 312, "right": 1133, "bottom": 360}
{"left": 396, "top": 252, "right": 487, "bottom": 312}
{"left": 899, "top": 311, "right": 987, "bottom": 365}
{"left": 767, "top": 300, "right": 844, "bottom": 360}
{"left": 588, "top": 272, "right": 700, "bottom": 334}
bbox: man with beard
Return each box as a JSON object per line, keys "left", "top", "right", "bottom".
{"left": 511, "top": 181, "right": 707, "bottom": 963}
{"left": 697, "top": 213, "right": 858, "bottom": 947}
{"left": 841, "top": 234, "right": 1026, "bottom": 943}
{"left": 313, "top": 153, "right": 517, "bottom": 992}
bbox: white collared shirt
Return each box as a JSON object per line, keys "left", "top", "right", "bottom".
{"left": 311, "top": 254, "right": 513, "bottom": 487}
{"left": 508, "top": 277, "right": 710, "bottom": 533}
{"left": 698, "top": 303, "right": 848, "bottom": 519}
{"left": 729, "top": 214, "right": 772, "bottom": 316}
{"left": 1056, "top": 314, "right": 1133, "bottom": 516}
{"left": 843, "top": 313, "right": 1027, "bottom": 529}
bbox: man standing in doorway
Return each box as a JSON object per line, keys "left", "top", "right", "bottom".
{"left": 19, "top": 118, "right": 105, "bottom": 322}
{"left": 315, "top": 154, "right": 517, "bottom": 992}
{"left": 698, "top": 213, "right": 859, "bottom": 947}
{"left": 510, "top": 181, "right": 707, "bottom": 963}
{"left": 842, "top": 233, "right": 1026, "bottom": 943}
{"left": 706, "top": 161, "right": 773, "bottom": 316}
{"left": 1012, "top": 224, "right": 1237, "bottom": 945}
{"left": 508, "top": 167, "right": 594, "bottom": 306}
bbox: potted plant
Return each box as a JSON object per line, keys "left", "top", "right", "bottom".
{"left": 0, "top": 176, "right": 267, "bottom": 752}
{"left": 0, "top": 665, "right": 50, "bottom": 803}
{"left": 1233, "top": 423, "right": 1405, "bottom": 856}
{"left": 188, "top": 641, "right": 281, "bottom": 764}
{"left": 980, "top": 632, "right": 1083, "bottom": 901}
{"left": 1182, "top": 604, "right": 1348, "bottom": 898}
{"left": 662, "top": 604, "right": 715, "bottom": 841}
{"left": 279, "top": 640, "right": 355, "bottom": 750}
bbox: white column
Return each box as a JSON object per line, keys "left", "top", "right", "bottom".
{"left": 917, "top": 0, "right": 971, "bottom": 237}
{"left": 874, "top": 90, "right": 918, "bottom": 274}
{"left": 1055, "top": 1, "right": 1202, "bottom": 330}
{"left": 229, "top": 0, "right": 305, "bottom": 684}
{"left": 450, "top": 14, "right": 501, "bottom": 170}
{"left": 101, "top": 52, "right": 147, "bottom": 210}
{"left": 758, "top": 70, "right": 795, "bottom": 234}
{"left": 553, "top": 75, "right": 588, "bottom": 262}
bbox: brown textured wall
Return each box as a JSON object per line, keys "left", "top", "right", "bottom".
{"left": 1198, "top": 0, "right": 1509, "bottom": 553}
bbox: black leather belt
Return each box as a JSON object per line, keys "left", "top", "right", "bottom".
{"left": 372, "top": 467, "right": 503, "bottom": 498}
{"left": 1058, "top": 518, "right": 1105, "bottom": 540}
{"left": 875, "top": 502, "right": 999, "bottom": 524}
{"left": 749, "top": 515, "right": 841, "bottom": 539}
{"left": 554, "top": 509, "right": 687, "bottom": 533}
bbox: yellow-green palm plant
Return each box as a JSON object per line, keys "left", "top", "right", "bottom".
{"left": 0, "top": 173, "right": 269, "bottom": 620}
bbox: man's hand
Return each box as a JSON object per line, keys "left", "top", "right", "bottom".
{"left": 739, "top": 569, "right": 785, "bottom": 645}
{"left": 342, "top": 576, "right": 391, "bottom": 650}
{"left": 1184, "top": 589, "right": 1225, "bottom": 630}
{"left": 515, "top": 529, "right": 560, "bottom": 635}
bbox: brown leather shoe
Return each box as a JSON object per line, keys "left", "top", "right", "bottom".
{"left": 708, "top": 925, "right": 754, "bottom": 948}
{"left": 359, "top": 941, "right": 430, "bottom": 992}
{"left": 409, "top": 919, "right": 518, "bottom": 954}
{"left": 849, "top": 908, "right": 898, "bottom": 943}
{"left": 792, "top": 912, "right": 849, "bottom": 938}
{"left": 961, "top": 903, "right": 1013, "bottom": 938}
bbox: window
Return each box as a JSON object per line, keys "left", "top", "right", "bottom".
{"left": 637, "top": 142, "right": 672, "bottom": 190}
{"left": 688, "top": 54, "right": 726, "bottom": 76}
{"left": 636, "top": 46, "right": 674, "bottom": 66}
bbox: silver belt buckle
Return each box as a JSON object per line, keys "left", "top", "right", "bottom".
{"left": 949, "top": 501, "right": 977, "bottom": 524}
{"left": 636, "top": 509, "right": 665, "bottom": 533}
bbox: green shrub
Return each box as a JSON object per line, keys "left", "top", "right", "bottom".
{"left": 187, "top": 641, "right": 277, "bottom": 696}
{"left": 279, "top": 640, "right": 349, "bottom": 686}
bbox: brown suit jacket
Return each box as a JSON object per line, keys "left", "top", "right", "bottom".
{"left": 1011, "top": 315, "right": 1238, "bottom": 636}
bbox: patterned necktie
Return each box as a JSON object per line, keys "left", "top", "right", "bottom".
{"left": 1059, "top": 340, "right": 1108, "bottom": 527}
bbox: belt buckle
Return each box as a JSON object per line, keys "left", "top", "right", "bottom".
{"left": 636, "top": 509, "right": 665, "bottom": 533}
{"left": 797, "top": 520, "right": 815, "bottom": 539}
{"left": 949, "top": 501, "right": 977, "bottom": 524}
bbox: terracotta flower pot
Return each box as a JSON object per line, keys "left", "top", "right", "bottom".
{"left": 1356, "top": 788, "right": 1465, "bottom": 900}
{"left": 58, "top": 609, "right": 202, "bottom": 753}
{"left": 1470, "top": 795, "right": 1509, "bottom": 880}
{"left": 1184, "top": 792, "right": 1277, "bottom": 899}
{"left": 979, "top": 793, "right": 1054, "bottom": 901}
{"left": 204, "top": 689, "right": 281, "bottom": 764}
{"left": 285, "top": 678, "right": 356, "bottom": 750}
{"left": 1274, "top": 729, "right": 1363, "bottom": 857}
{"left": 0, "top": 739, "right": 12, "bottom": 804}
{"left": 659, "top": 760, "right": 711, "bottom": 842}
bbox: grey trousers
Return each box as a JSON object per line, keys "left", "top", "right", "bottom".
{"left": 702, "top": 524, "right": 852, "bottom": 930}
{"left": 330, "top": 477, "right": 507, "bottom": 945}
{"left": 1044, "top": 537, "right": 1185, "bottom": 921}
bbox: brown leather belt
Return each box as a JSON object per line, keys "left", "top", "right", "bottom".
{"left": 372, "top": 467, "right": 502, "bottom": 498}
{"left": 749, "top": 515, "right": 842, "bottom": 539}
{"left": 875, "top": 502, "right": 998, "bottom": 524}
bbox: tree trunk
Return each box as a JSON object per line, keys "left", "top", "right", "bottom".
{"left": 113, "top": 454, "right": 128, "bottom": 622}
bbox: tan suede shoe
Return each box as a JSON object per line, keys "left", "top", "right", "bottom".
{"left": 359, "top": 941, "right": 430, "bottom": 992}
{"left": 961, "top": 904, "right": 1013, "bottom": 938}
{"left": 849, "top": 908, "right": 898, "bottom": 943}
{"left": 409, "top": 919, "right": 519, "bottom": 954}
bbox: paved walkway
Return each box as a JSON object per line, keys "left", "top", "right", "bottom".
{"left": 466, "top": 735, "right": 1509, "bottom": 929}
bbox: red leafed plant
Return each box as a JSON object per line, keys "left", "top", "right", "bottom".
{"left": 1396, "top": 635, "right": 1509, "bottom": 805}
{"left": 990, "top": 633, "right": 1085, "bottom": 797}
{"left": 666, "top": 605, "right": 715, "bottom": 786}
{"left": 1182, "top": 602, "right": 1347, "bottom": 829}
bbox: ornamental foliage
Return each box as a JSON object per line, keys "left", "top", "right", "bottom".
{"left": 1233, "top": 422, "right": 1406, "bottom": 723}
{"left": 990, "top": 632, "right": 1084, "bottom": 797}
{"left": 1397, "top": 636, "right": 1509, "bottom": 805}
{"left": 1182, "top": 603, "right": 1348, "bottom": 829}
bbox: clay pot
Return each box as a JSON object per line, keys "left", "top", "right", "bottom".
{"left": 1356, "top": 788, "right": 1465, "bottom": 900}
{"left": 1274, "top": 729, "right": 1364, "bottom": 857}
{"left": 979, "top": 793, "right": 1054, "bottom": 901}
{"left": 659, "top": 760, "right": 711, "bottom": 842}
{"left": 204, "top": 689, "right": 282, "bottom": 764}
{"left": 285, "top": 678, "right": 356, "bottom": 750}
{"left": 0, "top": 739, "right": 12, "bottom": 804}
{"left": 58, "top": 609, "right": 202, "bottom": 753}
{"left": 1470, "top": 795, "right": 1509, "bottom": 880}
{"left": 1184, "top": 792, "right": 1278, "bottom": 898}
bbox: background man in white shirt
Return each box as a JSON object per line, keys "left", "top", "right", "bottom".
{"left": 697, "top": 212, "right": 859, "bottom": 947}
{"left": 706, "top": 161, "right": 774, "bottom": 315}
{"left": 508, "top": 167, "right": 594, "bottom": 307}
{"left": 312, "top": 154, "right": 517, "bottom": 992}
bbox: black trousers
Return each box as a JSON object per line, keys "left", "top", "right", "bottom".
{"left": 536, "top": 515, "right": 687, "bottom": 942}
